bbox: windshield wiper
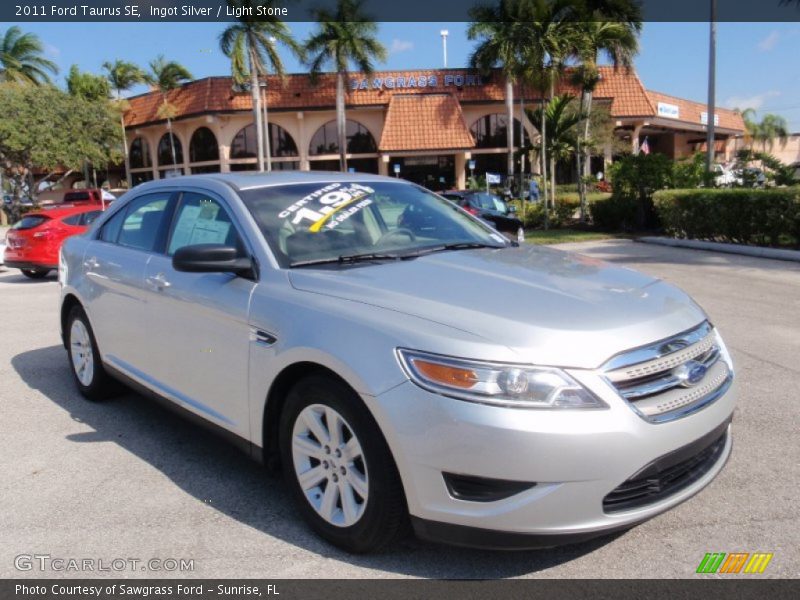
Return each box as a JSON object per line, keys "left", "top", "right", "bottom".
{"left": 290, "top": 252, "right": 405, "bottom": 268}
{"left": 409, "top": 241, "right": 510, "bottom": 257}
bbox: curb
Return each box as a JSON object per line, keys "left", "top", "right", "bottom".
{"left": 638, "top": 236, "right": 800, "bottom": 263}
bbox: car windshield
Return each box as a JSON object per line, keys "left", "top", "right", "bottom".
{"left": 239, "top": 181, "right": 510, "bottom": 267}
{"left": 470, "top": 193, "right": 508, "bottom": 213}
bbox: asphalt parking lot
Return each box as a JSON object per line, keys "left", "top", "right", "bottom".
{"left": 1, "top": 238, "right": 798, "bottom": 579}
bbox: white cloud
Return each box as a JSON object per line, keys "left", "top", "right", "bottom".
{"left": 389, "top": 39, "right": 414, "bottom": 54}
{"left": 724, "top": 90, "right": 781, "bottom": 112}
{"left": 43, "top": 43, "right": 61, "bottom": 58}
{"left": 757, "top": 31, "right": 780, "bottom": 52}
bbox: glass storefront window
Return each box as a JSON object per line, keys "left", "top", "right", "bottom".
{"left": 308, "top": 120, "right": 377, "bottom": 156}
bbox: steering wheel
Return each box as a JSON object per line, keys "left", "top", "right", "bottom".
{"left": 377, "top": 228, "right": 417, "bottom": 245}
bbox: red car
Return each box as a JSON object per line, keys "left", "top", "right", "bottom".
{"left": 3, "top": 204, "right": 104, "bottom": 279}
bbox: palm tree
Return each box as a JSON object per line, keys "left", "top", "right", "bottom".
{"left": 145, "top": 55, "right": 192, "bottom": 170}
{"left": 526, "top": 94, "right": 585, "bottom": 183}
{"left": 754, "top": 113, "right": 789, "bottom": 153}
{"left": 220, "top": 0, "right": 303, "bottom": 172}
{"left": 305, "top": 0, "right": 386, "bottom": 172}
{"left": 738, "top": 107, "right": 758, "bottom": 148}
{"left": 571, "top": 18, "right": 640, "bottom": 220}
{"left": 468, "top": 0, "right": 532, "bottom": 186}
{"left": 516, "top": 0, "right": 576, "bottom": 220}
{"left": 103, "top": 60, "right": 145, "bottom": 188}
{"left": 0, "top": 26, "right": 58, "bottom": 85}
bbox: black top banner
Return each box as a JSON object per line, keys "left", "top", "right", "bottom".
{"left": 3, "top": 0, "right": 800, "bottom": 22}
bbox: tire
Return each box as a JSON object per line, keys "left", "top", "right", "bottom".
{"left": 21, "top": 268, "right": 50, "bottom": 279}
{"left": 66, "top": 305, "right": 119, "bottom": 401}
{"left": 279, "top": 374, "right": 409, "bottom": 553}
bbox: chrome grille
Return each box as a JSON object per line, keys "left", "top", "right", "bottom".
{"left": 602, "top": 321, "right": 732, "bottom": 423}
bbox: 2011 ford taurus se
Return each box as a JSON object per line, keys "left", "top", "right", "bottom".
{"left": 58, "top": 173, "right": 735, "bottom": 552}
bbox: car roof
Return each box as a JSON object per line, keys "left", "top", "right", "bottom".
{"left": 128, "top": 171, "right": 403, "bottom": 194}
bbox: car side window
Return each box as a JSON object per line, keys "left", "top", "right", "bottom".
{"left": 117, "top": 193, "right": 172, "bottom": 253}
{"left": 167, "top": 192, "right": 241, "bottom": 256}
{"left": 62, "top": 214, "right": 82, "bottom": 226}
{"left": 82, "top": 210, "right": 103, "bottom": 226}
{"left": 99, "top": 208, "right": 126, "bottom": 243}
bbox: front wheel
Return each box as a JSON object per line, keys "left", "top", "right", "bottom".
{"left": 21, "top": 268, "right": 50, "bottom": 279}
{"left": 279, "top": 374, "right": 409, "bottom": 553}
{"left": 66, "top": 306, "right": 119, "bottom": 401}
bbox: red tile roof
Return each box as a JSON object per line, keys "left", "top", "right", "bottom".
{"left": 379, "top": 94, "right": 474, "bottom": 152}
{"left": 123, "top": 67, "right": 743, "bottom": 134}
{"left": 647, "top": 90, "right": 745, "bottom": 132}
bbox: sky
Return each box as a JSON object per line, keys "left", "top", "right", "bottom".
{"left": 18, "top": 20, "right": 800, "bottom": 131}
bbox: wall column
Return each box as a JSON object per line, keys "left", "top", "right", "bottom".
{"left": 379, "top": 154, "right": 389, "bottom": 177}
{"left": 455, "top": 152, "right": 467, "bottom": 189}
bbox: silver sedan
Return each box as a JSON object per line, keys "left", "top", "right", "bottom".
{"left": 58, "top": 172, "right": 736, "bottom": 552}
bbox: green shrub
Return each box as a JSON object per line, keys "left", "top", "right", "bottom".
{"left": 653, "top": 187, "right": 800, "bottom": 246}
{"left": 553, "top": 197, "right": 579, "bottom": 226}
{"left": 589, "top": 195, "right": 639, "bottom": 231}
{"left": 608, "top": 153, "right": 674, "bottom": 229}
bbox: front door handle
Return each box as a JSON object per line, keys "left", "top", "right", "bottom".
{"left": 84, "top": 256, "right": 99, "bottom": 270}
{"left": 146, "top": 272, "right": 171, "bottom": 290}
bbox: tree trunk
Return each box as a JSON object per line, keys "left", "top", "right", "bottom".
{"left": 161, "top": 94, "right": 178, "bottom": 170}
{"left": 336, "top": 71, "right": 347, "bottom": 172}
{"left": 549, "top": 80, "right": 556, "bottom": 211}
{"left": 249, "top": 49, "right": 265, "bottom": 172}
{"left": 505, "top": 78, "right": 514, "bottom": 185}
{"left": 119, "top": 109, "right": 131, "bottom": 188}
{"left": 262, "top": 81, "right": 272, "bottom": 172}
{"left": 578, "top": 86, "right": 594, "bottom": 222}
{"left": 540, "top": 95, "right": 548, "bottom": 230}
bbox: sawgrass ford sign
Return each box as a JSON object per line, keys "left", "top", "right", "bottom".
{"left": 351, "top": 71, "right": 485, "bottom": 91}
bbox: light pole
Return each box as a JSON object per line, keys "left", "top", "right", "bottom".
{"left": 440, "top": 30, "right": 449, "bottom": 68}
{"left": 705, "top": 0, "right": 717, "bottom": 174}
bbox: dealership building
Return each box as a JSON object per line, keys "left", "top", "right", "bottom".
{"left": 121, "top": 66, "right": 745, "bottom": 190}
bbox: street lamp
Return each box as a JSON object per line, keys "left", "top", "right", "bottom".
{"left": 440, "top": 30, "right": 449, "bottom": 68}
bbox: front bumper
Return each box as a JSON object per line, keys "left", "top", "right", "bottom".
{"left": 368, "top": 372, "right": 736, "bottom": 547}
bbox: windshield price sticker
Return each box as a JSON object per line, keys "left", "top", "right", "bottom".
{"left": 278, "top": 183, "right": 375, "bottom": 232}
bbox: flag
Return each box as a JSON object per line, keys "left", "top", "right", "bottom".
{"left": 640, "top": 137, "right": 651, "bottom": 155}
{"left": 486, "top": 172, "right": 502, "bottom": 185}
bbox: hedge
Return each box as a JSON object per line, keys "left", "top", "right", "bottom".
{"left": 589, "top": 195, "right": 639, "bottom": 231}
{"left": 653, "top": 188, "right": 800, "bottom": 246}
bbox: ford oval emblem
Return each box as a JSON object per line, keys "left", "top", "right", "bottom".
{"left": 674, "top": 361, "right": 708, "bottom": 387}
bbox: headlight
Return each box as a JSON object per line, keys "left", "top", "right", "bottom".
{"left": 397, "top": 349, "right": 607, "bottom": 409}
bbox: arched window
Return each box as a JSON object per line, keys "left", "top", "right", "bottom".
{"left": 157, "top": 132, "right": 183, "bottom": 166}
{"left": 308, "top": 120, "right": 377, "bottom": 156}
{"left": 129, "top": 137, "right": 152, "bottom": 169}
{"left": 189, "top": 127, "right": 219, "bottom": 163}
{"left": 230, "top": 123, "right": 298, "bottom": 159}
{"left": 470, "top": 114, "right": 530, "bottom": 149}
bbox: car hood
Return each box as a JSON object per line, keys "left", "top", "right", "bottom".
{"left": 288, "top": 245, "right": 707, "bottom": 369}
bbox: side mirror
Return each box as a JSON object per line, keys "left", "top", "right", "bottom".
{"left": 173, "top": 244, "right": 254, "bottom": 277}
{"left": 507, "top": 204, "right": 517, "bottom": 213}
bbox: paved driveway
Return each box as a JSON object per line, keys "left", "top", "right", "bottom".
{"left": 0, "top": 239, "right": 797, "bottom": 578}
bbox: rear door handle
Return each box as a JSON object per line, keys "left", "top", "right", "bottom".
{"left": 84, "top": 256, "right": 99, "bottom": 269}
{"left": 146, "top": 273, "right": 171, "bottom": 290}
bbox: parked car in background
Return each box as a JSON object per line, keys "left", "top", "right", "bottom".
{"left": 59, "top": 173, "right": 735, "bottom": 552}
{"left": 3, "top": 194, "right": 34, "bottom": 207}
{"left": 712, "top": 164, "right": 736, "bottom": 188}
{"left": 440, "top": 190, "right": 523, "bottom": 239}
{"left": 734, "top": 168, "right": 767, "bottom": 188}
{"left": 4, "top": 204, "right": 104, "bottom": 278}
{"left": 63, "top": 188, "right": 116, "bottom": 206}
